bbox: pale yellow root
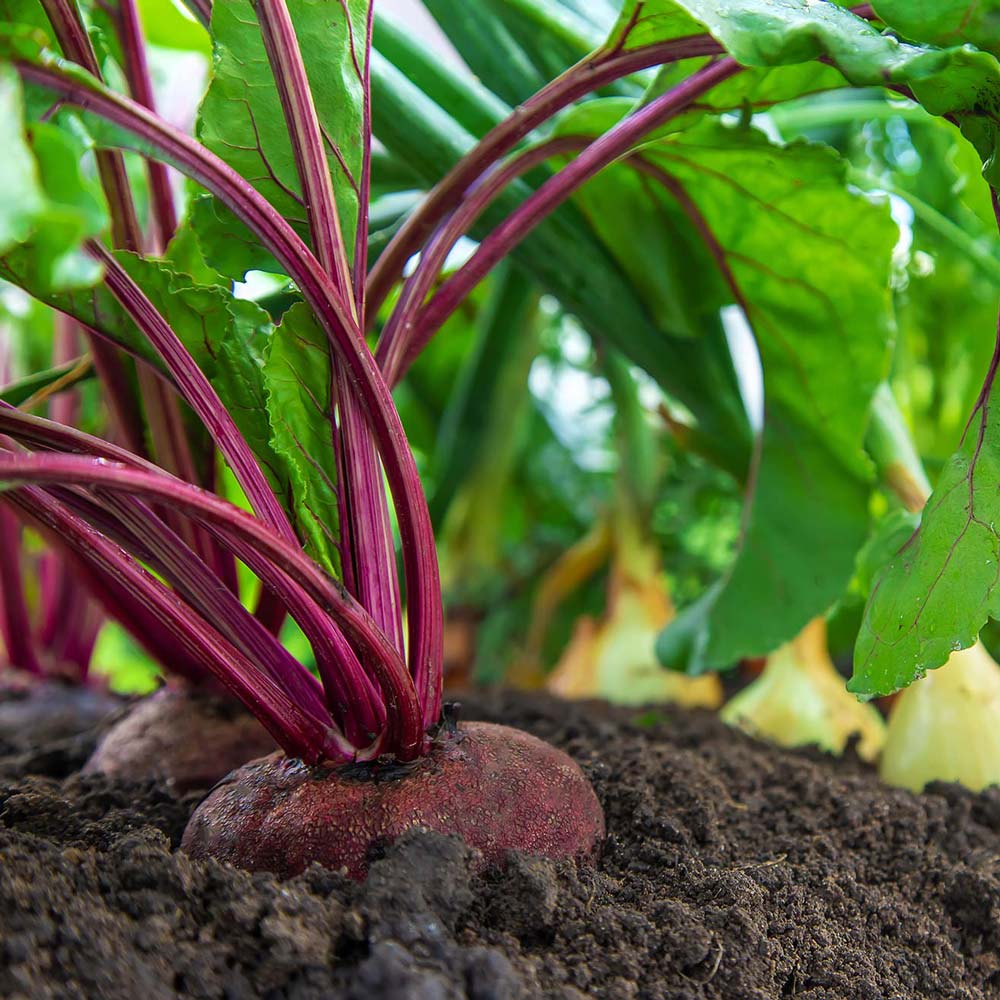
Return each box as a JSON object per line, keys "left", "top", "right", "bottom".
{"left": 880, "top": 641, "right": 1000, "bottom": 792}
{"left": 721, "top": 617, "right": 886, "bottom": 762}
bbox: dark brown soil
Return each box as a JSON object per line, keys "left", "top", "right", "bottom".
{"left": 0, "top": 673, "right": 122, "bottom": 750}
{"left": 2, "top": 689, "right": 1000, "bottom": 999}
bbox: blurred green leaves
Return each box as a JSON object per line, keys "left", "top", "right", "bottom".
{"left": 0, "top": 65, "right": 107, "bottom": 292}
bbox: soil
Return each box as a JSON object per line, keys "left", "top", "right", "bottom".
{"left": 0, "top": 673, "right": 122, "bottom": 749}
{"left": 2, "top": 689, "right": 1000, "bottom": 999}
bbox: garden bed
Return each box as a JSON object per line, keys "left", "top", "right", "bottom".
{"left": 1, "top": 689, "right": 998, "bottom": 999}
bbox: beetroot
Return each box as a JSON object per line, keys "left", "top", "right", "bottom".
{"left": 85, "top": 685, "right": 275, "bottom": 792}
{"left": 182, "top": 721, "right": 604, "bottom": 879}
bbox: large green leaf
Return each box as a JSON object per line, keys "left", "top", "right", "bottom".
{"left": 549, "top": 102, "right": 729, "bottom": 340}
{"left": 263, "top": 303, "right": 340, "bottom": 577}
{"left": 193, "top": 0, "right": 367, "bottom": 279}
{"left": 606, "top": 1, "right": 1000, "bottom": 185}
{"left": 851, "top": 392, "right": 1000, "bottom": 697}
{"left": 567, "top": 113, "right": 900, "bottom": 668}
{"left": 872, "top": 1, "right": 1000, "bottom": 58}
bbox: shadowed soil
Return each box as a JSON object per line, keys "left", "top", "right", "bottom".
{"left": 1, "top": 689, "right": 999, "bottom": 999}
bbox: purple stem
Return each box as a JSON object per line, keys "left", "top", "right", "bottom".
{"left": 3, "top": 484, "right": 346, "bottom": 761}
{"left": 39, "top": 0, "right": 147, "bottom": 457}
{"left": 257, "top": 0, "right": 405, "bottom": 658}
{"left": 38, "top": 313, "right": 94, "bottom": 675}
{"left": 354, "top": 1, "right": 374, "bottom": 312}
{"left": 0, "top": 449, "right": 416, "bottom": 754}
{"left": 51, "top": 589, "right": 102, "bottom": 679}
{"left": 14, "top": 58, "right": 444, "bottom": 736}
{"left": 92, "top": 490, "right": 330, "bottom": 719}
{"left": 364, "top": 34, "right": 725, "bottom": 321}
{"left": 89, "top": 243, "right": 385, "bottom": 729}
{"left": 116, "top": 0, "right": 238, "bottom": 591}
{"left": 413, "top": 58, "right": 741, "bottom": 343}
{"left": 40, "top": 531, "right": 211, "bottom": 683}
{"left": 0, "top": 396, "right": 385, "bottom": 739}
{"left": 378, "top": 135, "right": 585, "bottom": 386}
{"left": 116, "top": 0, "right": 180, "bottom": 248}
{"left": 125, "top": 491, "right": 381, "bottom": 747}
{"left": 256, "top": 0, "right": 355, "bottom": 302}
{"left": 0, "top": 507, "right": 42, "bottom": 674}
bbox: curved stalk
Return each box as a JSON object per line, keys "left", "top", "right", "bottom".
{"left": 116, "top": 0, "right": 179, "bottom": 246}
{"left": 365, "top": 33, "right": 725, "bottom": 318}
{"left": 0, "top": 403, "right": 386, "bottom": 741}
{"left": 14, "top": 57, "right": 444, "bottom": 735}
{"left": 0, "top": 452, "right": 423, "bottom": 756}
{"left": 5, "top": 485, "right": 340, "bottom": 760}
{"left": 256, "top": 0, "right": 404, "bottom": 658}
{"left": 0, "top": 508, "right": 42, "bottom": 674}
{"left": 413, "top": 58, "right": 740, "bottom": 342}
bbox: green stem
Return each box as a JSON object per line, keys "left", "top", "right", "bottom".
{"left": 865, "top": 382, "right": 931, "bottom": 512}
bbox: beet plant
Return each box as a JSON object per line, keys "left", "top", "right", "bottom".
{"left": 2, "top": 0, "right": 1000, "bottom": 873}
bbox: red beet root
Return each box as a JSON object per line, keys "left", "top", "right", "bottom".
{"left": 182, "top": 721, "right": 605, "bottom": 879}
{"left": 85, "top": 685, "right": 275, "bottom": 791}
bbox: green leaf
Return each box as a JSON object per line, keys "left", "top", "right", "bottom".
{"left": 594, "top": 116, "right": 895, "bottom": 668}
{"left": 605, "top": 1, "right": 1000, "bottom": 186}
{"left": 601, "top": 0, "right": 701, "bottom": 50}
{"left": 263, "top": 303, "right": 341, "bottom": 578}
{"left": 137, "top": 0, "right": 211, "bottom": 55}
{"left": 27, "top": 121, "right": 108, "bottom": 289}
{"left": 194, "top": 0, "right": 367, "bottom": 279}
{"left": 872, "top": 1, "right": 1000, "bottom": 58}
{"left": 854, "top": 508, "right": 921, "bottom": 600}
{"left": 0, "top": 63, "right": 44, "bottom": 252}
{"left": 550, "top": 99, "right": 729, "bottom": 340}
{"left": 0, "top": 356, "right": 93, "bottom": 406}
{"left": 606, "top": 0, "right": 932, "bottom": 74}
{"left": 850, "top": 391, "right": 1000, "bottom": 698}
